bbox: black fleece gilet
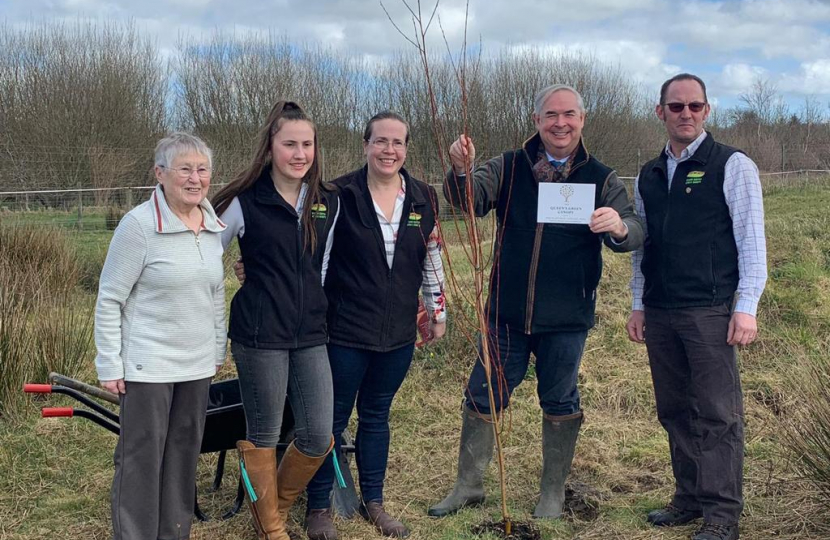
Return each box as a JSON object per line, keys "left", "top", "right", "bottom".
{"left": 228, "top": 171, "right": 338, "bottom": 349}
{"left": 638, "top": 134, "right": 740, "bottom": 308}
{"left": 325, "top": 166, "right": 438, "bottom": 352}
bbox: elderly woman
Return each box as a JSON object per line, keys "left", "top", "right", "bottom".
{"left": 94, "top": 132, "right": 227, "bottom": 540}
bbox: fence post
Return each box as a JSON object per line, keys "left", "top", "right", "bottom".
{"left": 77, "top": 190, "right": 83, "bottom": 229}
{"left": 126, "top": 187, "right": 133, "bottom": 209}
{"left": 781, "top": 143, "right": 785, "bottom": 173}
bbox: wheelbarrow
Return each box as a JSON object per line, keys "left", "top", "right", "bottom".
{"left": 24, "top": 372, "right": 361, "bottom": 521}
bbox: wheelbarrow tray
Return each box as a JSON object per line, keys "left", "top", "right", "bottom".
{"left": 27, "top": 374, "right": 361, "bottom": 520}
{"left": 200, "top": 378, "right": 247, "bottom": 454}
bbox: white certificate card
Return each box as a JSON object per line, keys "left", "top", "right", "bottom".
{"left": 537, "top": 183, "right": 596, "bottom": 224}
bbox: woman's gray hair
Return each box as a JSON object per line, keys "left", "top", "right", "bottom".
{"left": 154, "top": 132, "right": 213, "bottom": 168}
{"left": 533, "top": 84, "right": 585, "bottom": 115}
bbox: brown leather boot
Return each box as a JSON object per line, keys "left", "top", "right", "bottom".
{"left": 277, "top": 436, "right": 335, "bottom": 520}
{"left": 360, "top": 501, "right": 410, "bottom": 538}
{"left": 236, "top": 440, "right": 290, "bottom": 540}
{"left": 305, "top": 508, "right": 339, "bottom": 540}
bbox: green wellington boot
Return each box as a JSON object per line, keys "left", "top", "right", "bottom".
{"left": 532, "top": 411, "right": 583, "bottom": 519}
{"left": 428, "top": 408, "right": 495, "bottom": 517}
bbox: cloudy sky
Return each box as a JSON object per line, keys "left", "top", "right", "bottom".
{"left": 3, "top": 0, "right": 830, "bottom": 112}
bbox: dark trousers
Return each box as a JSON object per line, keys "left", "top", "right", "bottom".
{"left": 645, "top": 304, "right": 744, "bottom": 525}
{"left": 111, "top": 377, "right": 211, "bottom": 540}
{"left": 306, "top": 343, "right": 415, "bottom": 509}
{"left": 464, "top": 321, "right": 588, "bottom": 416}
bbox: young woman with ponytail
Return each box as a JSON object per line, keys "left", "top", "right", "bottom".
{"left": 213, "top": 100, "right": 339, "bottom": 540}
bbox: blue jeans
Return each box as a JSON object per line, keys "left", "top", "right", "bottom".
{"left": 464, "top": 322, "right": 588, "bottom": 417}
{"left": 306, "top": 343, "right": 415, "bottom": 509}
{"left": 232, "top": 342, "right": 333, "bottom": 457}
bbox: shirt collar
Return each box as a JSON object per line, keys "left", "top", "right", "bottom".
{"left": 151, "top": 184, "right": 227, "bottom": 234}
{"left": 664, "top": 130, "right": 708, "bottom": 162}
{"left": 545, "top": 152, "right": 569, "bottom": 165}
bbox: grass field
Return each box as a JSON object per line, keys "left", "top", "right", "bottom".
{"left": 1, "top": 181, "right": 829, "bottom": 540}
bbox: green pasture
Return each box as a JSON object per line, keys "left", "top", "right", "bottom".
{"left": 1, "top": 181, "right": 829, "bottom": 539}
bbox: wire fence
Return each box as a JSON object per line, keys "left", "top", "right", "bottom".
{"left": 1, "top": 170, "right": 828, "bottom": 230}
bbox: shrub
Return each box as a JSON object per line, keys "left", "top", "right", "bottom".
{"left": 0, "top": 225, "right": 80, "bottom": 299}
{"left": 785, "top": 353, "right": 830, "bottom": 508}
{"left": 0, "top": 225, "right": 95, "bottom": 418}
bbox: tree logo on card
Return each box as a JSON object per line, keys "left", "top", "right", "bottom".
{"left": 560, "top": 184, "right": 574, "bottom": 203}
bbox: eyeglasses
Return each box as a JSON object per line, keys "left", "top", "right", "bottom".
{"left": 161, "top": 165, "right": 212, "bottom": 178}
{"left": 368, "top": 138, "right": 407, "bottom": 151}
{"left": 664, "top": 102, "right": 707, "bottom": 113}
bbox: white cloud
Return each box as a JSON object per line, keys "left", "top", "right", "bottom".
{"left": 800, "top": 59, "right": 830, "bottom": 91}
{"left": 60, "top": 0, "right": 106, "bottom": 9}
{"left": 167, "top": 0, "right": 214, "bottom": 7}
{"left": 717, "top": 63, "right": 769, "bottom": 95}
{"left": 510, "top": 39, "right": 678, "bottom": 88}
{"left": 583, "top": 40, "right": 679, "bottom": 87}
{"left": 673, "top": 0, "right": 830, "bottom": 61}
{"left": 780, "top": 59, "right": 830, "bottom": 94}
{"left": 306, "top": 22, "right": 346, "bottom": 46}
{"left": 434, "top": 4, "right": 471, "bottom": 42}
{"left": 1, "top": 0, "right": 828, "bottom": 106}
{"left": 736, "top": 0, "right": 830, "bottom": 23}
{"left": 360, "top": 53, "right": 390, "bottom": 70}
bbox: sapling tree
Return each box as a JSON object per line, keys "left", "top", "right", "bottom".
{"left": 381, "top": 0, "right": 519, "bottom": 535}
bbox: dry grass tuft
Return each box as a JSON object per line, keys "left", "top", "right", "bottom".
{"left": 0, "top": 225, "right": 95, "bottom": 418}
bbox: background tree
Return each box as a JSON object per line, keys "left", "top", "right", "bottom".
{"left": 0, "top": 21, "right": 167, "bottom": 195}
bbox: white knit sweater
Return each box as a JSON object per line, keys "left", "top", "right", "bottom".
{"left": 94, "top": 185, "right": 228, "bottom": 383}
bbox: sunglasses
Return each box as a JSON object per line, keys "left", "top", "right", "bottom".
{"left": 665, "top": 102, "right": 707, "bottom": 113}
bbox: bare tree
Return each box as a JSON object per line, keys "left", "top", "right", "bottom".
{"left": 739, "top": 76, "right": 789, "bottom": 137}
{"left": 2, "top": 23, "right": 828, "bottom": 200}
{"left": 0, "top": 21, "right": 167, "bottom": 194}
{"left": 799, "top": 96, "right": 826, "bottom": 155}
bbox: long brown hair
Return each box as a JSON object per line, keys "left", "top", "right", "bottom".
{"left": 213, "top": 100, "right": 326, "bottom": 252}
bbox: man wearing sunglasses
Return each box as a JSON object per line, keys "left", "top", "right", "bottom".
{"left": 626, "top": 74, "right": 767, "bottom": 540}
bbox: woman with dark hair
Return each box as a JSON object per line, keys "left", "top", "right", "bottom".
{"left": 213, "top": 100, "right": 339, "bottom": 540}
{"left": 303, "top": 111, "right": 446, "bottom": 539}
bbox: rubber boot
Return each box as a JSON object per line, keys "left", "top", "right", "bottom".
{"left": 427, "top": 408, "right": 495, "bottom": 517}
{"left": 277, "top": 436, "right": 335, "bottom": 520}
{"left": 236, "top": 440, "right": 290, "bottom": 540}
{"left": 532, "top": 411, "right": 583, "bottom": 519}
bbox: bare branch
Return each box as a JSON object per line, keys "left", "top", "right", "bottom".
{"left": 380, "top": 0, "right": 420, "bottom": 49}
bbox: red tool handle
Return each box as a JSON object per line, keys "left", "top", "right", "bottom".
{"left": 24, "top": 384, "right": 53, "bottom": 394}
{"left": 42, "top": 407, "right": 74, "bottom": 418}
